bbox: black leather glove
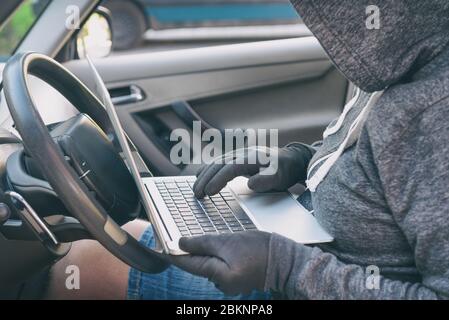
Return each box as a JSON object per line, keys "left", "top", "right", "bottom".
{"left": 193, "top": 143, "right": 314, "bottom": 198}
{"left": 169, "top": 231, "right": 272, "bottom": 296}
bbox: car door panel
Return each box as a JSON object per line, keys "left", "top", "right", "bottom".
{"left": 65, "top": 37, "right": 347, "bottom": 176}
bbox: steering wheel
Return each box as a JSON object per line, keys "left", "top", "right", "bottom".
{"left": 2, "top": 52, "right": 168, "bottom": 273}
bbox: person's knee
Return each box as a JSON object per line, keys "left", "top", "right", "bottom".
{"left": 45, "top": 219, "right": 150, "bottom": 300}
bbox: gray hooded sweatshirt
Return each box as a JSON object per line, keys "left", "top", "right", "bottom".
{"left": 265, "top": 1, "right": 449, "bottom": 299}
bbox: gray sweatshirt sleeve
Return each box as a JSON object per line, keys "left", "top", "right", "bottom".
{"left": 264, "top": 102, "right": 449, "bottom": 300}
{"left": 265, "top": 234, "right": 446, "bottom": 299}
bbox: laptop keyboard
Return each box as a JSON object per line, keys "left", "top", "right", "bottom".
{"left": 154, "top": 178, "right": 257, "bottom": 237}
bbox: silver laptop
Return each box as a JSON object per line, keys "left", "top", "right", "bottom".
{"left": 86, "top": 56, "right": 333, "bottom": 255}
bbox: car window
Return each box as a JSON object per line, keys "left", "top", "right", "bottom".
{"left": 101, "top": 0, "right": 303, "bottom": 53}
{"left": 0, "top": 0, "right": 51, "bottom": 62}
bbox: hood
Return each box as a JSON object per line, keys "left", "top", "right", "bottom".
{"left": 291, "top": 0, "right": 449, "bottom": 92}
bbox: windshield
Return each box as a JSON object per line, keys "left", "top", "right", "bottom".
{"left": 0, "top": 0, "right": 51, "bottom": 62}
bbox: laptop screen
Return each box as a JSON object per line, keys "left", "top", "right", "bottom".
{"left": 84, "top": 56, "right": 153, "bottom": 216}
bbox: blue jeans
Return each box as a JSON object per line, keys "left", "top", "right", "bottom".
{"left": 127, "top": 226, "right": 271, "bottom": 300}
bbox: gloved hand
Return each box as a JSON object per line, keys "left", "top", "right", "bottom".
{"left": 193, "top": 143, "right": 314, "bottom": 198}
{"left": 169, "top": 231, "right": 272, "bottom": 296}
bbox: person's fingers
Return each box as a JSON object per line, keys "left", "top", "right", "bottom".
{"left": 171, "top": 236, "right": 230, "bottom": 282}
{"left": 179, "top": 235, "right": 222, "bottom": 256}
{"left": 193, "top": 149, "right": 270, "bottom": 197}
{"left": 194, "top": 151, "right": 245, "bottom": 197}
{"left": 195, "top": 164, "right": 208, "bottom": 178}
{"left": 169, "top": 255, "right": 224, "bottom": 280}
{"left": 195, "top": 164, "right": 216, "bottom": 186}
{"left": 203, "top": 162, "right": 260, "bottom": 196}
{"left": 247, "top": 172, "right": 278, "bottom": 192}
{"left": 193, "top": 163, "right": 225, "bottom": 198}
{"left": 203, "top": 165, "right": 233, "bottom": 196}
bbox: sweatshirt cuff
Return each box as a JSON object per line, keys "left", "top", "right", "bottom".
{"left": 264, "top": 233, "right": 314, "bottom": 297}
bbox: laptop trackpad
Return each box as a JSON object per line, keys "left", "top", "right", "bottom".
{"left": 229, "top": 179, "right": 333, "bottom": 244}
